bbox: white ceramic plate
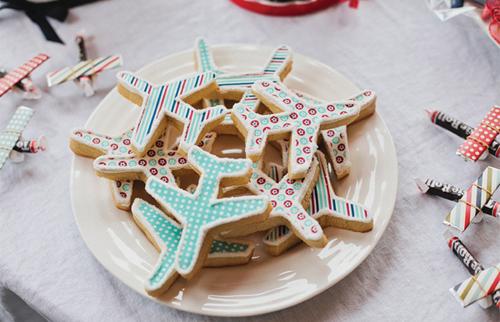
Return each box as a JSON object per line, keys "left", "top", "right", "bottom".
{"left": 70, "top": 45, "right": 398, "bottom": 317}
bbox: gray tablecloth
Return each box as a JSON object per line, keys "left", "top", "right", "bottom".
{"left": 1, "top": 0, "right": 499, "bottom": 321}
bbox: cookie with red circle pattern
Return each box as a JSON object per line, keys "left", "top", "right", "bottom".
{"left": 232, "top": 80, "right": 374, "bottom": 179}
{"left": 93, "top": 132, "right": 217, "bottom": 186}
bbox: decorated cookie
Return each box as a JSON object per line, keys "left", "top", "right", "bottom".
{"left": 194, "top": 38, "right": 225, "bottom": 107}
{"left": 132, "top": 199, "right": 255, "bottom": 296}
{"left": 232, "top": 80, "right": 373, "bottom": 179}
{"left": 93, "top": 132, "right": 217, "bottom": 184}
{"left": 117, "top": 71, "right": 227, "bottom": 156}
{"left": 265, "top": 162, "right": 287, "bottom": 182}
{"left": 215, "top": 45, "right": 292, "bottom": 100}
{"left": 194, "top": 38, "right": 292, "bottom": 133}
{"left": 320, "top": 126, "right": 351, "bottom": 179}
{"left": 225, "top": 155, "right": 326, "bottom": 248}
{"left": 144, "top": 146, "right": 270, "bottom": 279}
{"left": 263, "top": 151, "right": 372, "bottom": 256}
{"left": 298, "top": 89, "right": 376, "bottom": 179}
{"left": 70, "top": 128, "right": 135, "bottom": 210}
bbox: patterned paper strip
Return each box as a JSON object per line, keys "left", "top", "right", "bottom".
{"left": 0, "top": 106, "right": 34, "bottom": 169}
{"left": 47, "top": 55, "right": 123, "bottom": 86}
{"left": 457, "top": 106, "right": 500, "bottom": 162}
{"left": 451, "top": 263, "right": 500, "bottom": 307}
{"left": 0, "top": 54, "right": 49, "bottom": 97}
{"left": 444, "top": 166, "right": 500, "bottom": 232}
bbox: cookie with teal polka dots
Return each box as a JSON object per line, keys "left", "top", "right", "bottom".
{"left": 145, "top": 146, "right": 270, "bottom": 279}
{"left": 132, "top": 199, "right": 255, "bottom": 296}
{"left": 70, "top": 127, "right": 135, "bottom": 210}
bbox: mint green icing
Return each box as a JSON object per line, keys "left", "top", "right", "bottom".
{"left": 145, "top": 146, "right": 268, "bottom": 275}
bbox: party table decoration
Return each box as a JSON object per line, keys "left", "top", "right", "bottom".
{"left": 231, "top": 0, "right": 358, "bottom": 16}
{"left": 47, "top": 35, "right": 123, "bottom": 97}
{"left": 0, "top": 0, "right": 102, "bottom": 43}
{"left": 0, "top": 53, "right": 49, "bottom": 99}
{"left": 445, "top": 232, "right": 500, "bottom": 308}
{"left": 444, "top": 166, "right": 500, "bottom": 232}
{"left": 456, "top": 106, "right": 500, "bottom": 162}
{"left": 0, "top": 106, "right": 46, "bottom": 170}
{"left": 69, "top": 41, "right": 397, "bottom": 315}
{"left": 425, "top": 0, "right": 500, "bottom": 47}
{"left": 416, "top": 177, "right": 500, "bottom": 218}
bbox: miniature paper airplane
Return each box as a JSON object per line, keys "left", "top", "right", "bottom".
{"left": 443, "top": 166, "right": 500, "bottom": 232}
{"left": 46, "top": 35, "right": 123, "bottom": 96}
{"left": 0, "top": 106, "right": 46, "bottom": 171}
{"left": 444, "top": 231, "right": 500, "bottom": 309}
{"left": 451, "top": 262, "right": 500, "bottom": 308}
{"left": 0, "top": 54, "right": 49, "bottom": 100}
{"left": 457, "top": 106, "right": 500, "bottom": 162}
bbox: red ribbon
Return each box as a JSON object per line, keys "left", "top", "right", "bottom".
{"left": 230, "top": 0, "right": 358, "bottom": 17}
{"left": 482, "top": 0, "right": 500, "bottom": 44}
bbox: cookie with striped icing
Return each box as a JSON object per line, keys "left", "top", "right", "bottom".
{"left": 194, "top": 38, "right": 292, "bottom": 133}
{"left": 117, "top": 71, "right": 227, "bottom": 156}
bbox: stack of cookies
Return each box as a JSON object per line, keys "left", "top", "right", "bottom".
{"left": 70, "top": 38, "right": 377, "bottom": 296}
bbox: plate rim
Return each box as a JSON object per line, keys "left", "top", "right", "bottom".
{"left": 69, "top": 44, "right": 398, "bottom": 317}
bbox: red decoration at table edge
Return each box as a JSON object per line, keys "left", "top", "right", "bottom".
{"left": 230, "top": 0, "right": 358, "bottom": 16}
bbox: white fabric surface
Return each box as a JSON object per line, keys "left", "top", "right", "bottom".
{"left": 1, "top": 0, "right": 499, "bottom": 321}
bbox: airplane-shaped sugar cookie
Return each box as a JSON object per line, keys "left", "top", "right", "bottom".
{"left": 225, "top": 155, "right": 327, "bottom": 248}
{"left": 451, "top": 262, "right": 500, "bottom": 308}
{"left": 132, "top": 199, "right": 255, "bottom": 296}
{"left": 232, "top": 80, "right": 375, "bottom": 179}
{"left": 144, "top": 146, "right": 270, "bottom": 281}
{"left": 70, "top": 127, "right": 216, "bottom": 210}
{"left": 47, "top": 35, "right": 123, "bottom": 97}
{"left": 70, "top": 128, "right": 136, "bottom": 209}
{"left": 444, "top": 166, "right": 500, "bottom": 232}
{"left": 117, "top": 71, "right": 227, "bottom": 156}
{"left": 263, "top": 151, "right": 372, "bottom": 255}
{"left": 194, "top": 38, "right": 292, "bottom": 132}
{"left": 0, "top": 54, "right": 49, "bottom": 100}
{"left": 93, "top": 132, "right": 217, "bottom": 188}
{"left": 456, "top": 106, "right": 500, "bottom": 162}
{"left": 1, "top": 106, "right": 46, "bottom": 171}
{"left": 297, "top": 89, "right": 376, "bottom": 179}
